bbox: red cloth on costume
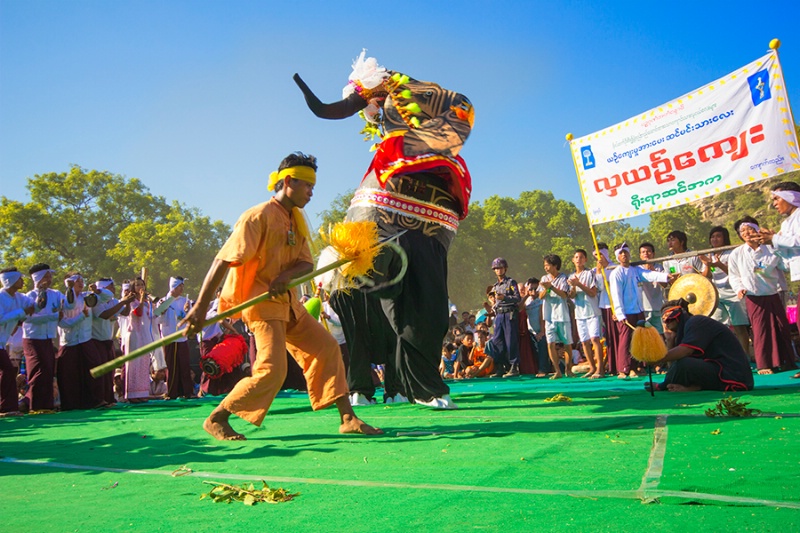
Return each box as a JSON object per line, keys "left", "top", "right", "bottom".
{"left": 365, "top": 133, "right": 472, "bottom": 219}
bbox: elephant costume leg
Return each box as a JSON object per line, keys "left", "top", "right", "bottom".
{"left": 330, "top": 289, "right": 404, "bottom": 401}
{"left": 379, "top": 230, "right": 451, "bottom": 403}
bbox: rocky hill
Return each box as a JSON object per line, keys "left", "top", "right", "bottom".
{"left": 695, "top": 172, "right": 799, "bottom": 230}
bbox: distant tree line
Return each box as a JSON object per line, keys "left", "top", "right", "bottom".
{"left": 0, "top": 166, "right": 230, "bottom": 297}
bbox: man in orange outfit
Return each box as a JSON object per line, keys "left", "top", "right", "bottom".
{"left": 182, "top": 152, "right": 382, "bottom": 441}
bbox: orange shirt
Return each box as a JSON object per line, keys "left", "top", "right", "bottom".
{"left": 471, "top": 346, "right": 487, "bottom": 366}
{"left": 471, "top": 345, "right": 494, "bottom": 376}
{"left": 216, "top": 197, "right": 312, "bottom": 323}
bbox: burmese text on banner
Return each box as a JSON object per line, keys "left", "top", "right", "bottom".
{"left": 571, "top": 50, "right": 799, "bottom": 226}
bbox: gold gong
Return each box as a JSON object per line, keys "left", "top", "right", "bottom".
{"left": 667, "top": 273, "right": 719, "bottom": 317}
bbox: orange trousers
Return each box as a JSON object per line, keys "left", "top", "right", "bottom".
{"left": 221, "top": 308, "right": 348, "bottom": 426}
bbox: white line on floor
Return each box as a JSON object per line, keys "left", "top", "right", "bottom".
{"left": 637, "top": 414, "right": 668, "bottom": 501}
{"left": 2, "top": 456, "right": 799, "bottom": 509}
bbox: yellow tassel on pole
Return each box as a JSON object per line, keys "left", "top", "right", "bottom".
{"left": 631, "top": 324, "right": 667, "bottom": 364}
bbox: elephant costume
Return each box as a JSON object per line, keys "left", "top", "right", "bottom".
{"left": 295, "top": 51, "right": 474, "bottom": 407}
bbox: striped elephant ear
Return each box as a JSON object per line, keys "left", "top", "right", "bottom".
{"left": 380, "top": 74, "right": 473, "bottom": 158}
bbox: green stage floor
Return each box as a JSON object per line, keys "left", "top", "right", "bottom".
{"left": 2, "top": 373, "right": 799, "bottom": 532}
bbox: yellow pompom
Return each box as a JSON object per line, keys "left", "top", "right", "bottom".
{"left": 565, "top": 133, "right": 574, "bottom": 141}
{"left": 769, "top": 38, "right": 781, "bottom": 50}
{"left": 631, "top": 324, "right": 667, "bottom": 364}
{"left": 322, "top": 221, "right": 380, "bottom": 281}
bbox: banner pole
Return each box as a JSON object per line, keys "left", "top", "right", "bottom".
{"left": 770, "top": 38, "right": 800, "bottom": 146}
{"left": 566, "top": 133, "right": 616, "bottom": 303}
{"left": 566, "top": 133, "right": 619, "bottom": 375}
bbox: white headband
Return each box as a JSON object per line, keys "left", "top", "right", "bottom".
{"left": 96, "top": 279, "right": 114, "bottom": 290}
{"left": 772, "top": 190, "right": 800, "bottom": 208}
{"left": 169, "top": 277, "right": 185, "bottom": 291}
{"left": 614, "top": 243, "right": 630, "bottom": 260}
{"left": 31, "top": 269, "right": 54, "bottom": 285}
{"left": 64, "top": 274, "right": 83, "bottom": 288}
{"left": 739, "top": 222, "right": 760, "bottom": 233}
{"left": 1, "top": 271, "right": 22, "bottom": 289}
{"left": 122, "top": 282, "right": 131, "bottom": 291}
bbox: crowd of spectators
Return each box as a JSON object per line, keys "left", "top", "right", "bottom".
{"left": 439, "top": 181, "right": 800, "bottom": 392}
{"left": 1, "top": 181, "right": 798, "bottom": 415}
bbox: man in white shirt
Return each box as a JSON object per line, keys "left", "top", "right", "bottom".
{"left": 663, "top": 230, "right": 709, "bottom": 281}
{"left": 568, "top": 249, "right": 603, "bottom": 378}
{"left": 91, "top": 278, "right": 134, "bottom": 405}
{"left": 698, "top": 227, "right": 751, "bottom": 353}
{"left": 757, "top": 181, "right": 800, "bottom": 266}
{"left": 637, "top": 242, "right": 666, "bottom": 334}
{"left": 0, "top": 268, "right": 34, "bottom": 415}
{"left": 609, "top": 243, "right": 672, "bottom": 378}
{"left": 728, "top": 216, "right": 794, "bottom": 375}
{"left": 539, "top": 254, "right": 573, "bottom": 379}
{"left": 58, "top": 273, "right": 113, "bottom": 410}
{"left": 22, "top": 264, "right": 75, "bottom": 411}
{"left": 157, "top": 276, "right": 195, "bottom": 399}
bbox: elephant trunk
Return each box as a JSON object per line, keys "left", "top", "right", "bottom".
{"left": 293, "top": 73, "right": 367, "bottom": 120}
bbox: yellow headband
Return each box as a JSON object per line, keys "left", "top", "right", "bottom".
{"left": 267, "top": 166, "right": 317, "bottom": 191}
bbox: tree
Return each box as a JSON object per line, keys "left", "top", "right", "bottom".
{"left": 311, "top": 189, "right": 354, "bottom": 251}
{"left": 447, "top": 191, "right": 592, "bottom": 311}
{"left": 646, "top": 204, "right": 713, "bottom": 253}
{"left": 108, "top": 203, "right": 230, "bottom": 296}
{"left": 0, "top": 166, "right": 230, "bottom": 295}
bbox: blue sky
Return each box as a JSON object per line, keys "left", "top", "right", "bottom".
{"left": 2, "top": 0, "right": 799, "bottom": 230}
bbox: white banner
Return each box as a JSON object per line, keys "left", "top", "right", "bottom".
{"left": 571, "top": 50, "right": 800, "bottom": 226}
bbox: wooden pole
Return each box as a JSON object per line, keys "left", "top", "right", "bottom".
{"left": 90, "top": 257, "right": 352, "bottom": 378}
{"left": 629, "top": 244, "right": 739, "bottom": 266}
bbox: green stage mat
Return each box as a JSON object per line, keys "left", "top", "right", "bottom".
{"left": 2, "top": 373, "right": 799, "bottom": 532}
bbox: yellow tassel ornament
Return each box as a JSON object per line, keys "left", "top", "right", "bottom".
{"left": 631, "top": 322, "right": 667, "bottom": 364}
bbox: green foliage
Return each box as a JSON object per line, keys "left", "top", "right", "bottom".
{"left": 0, "top": 166, "right": 229, "bottom": 296}
{"left": 448, "top": 191, "right": 592, "bottom": 310}
{"left": 200, "top": 480, "right": 299, "bottom": 505}
{"left": 311, "top": 189, "right": 354, "bottom": 251}
{"left": 705, "top": 396, "right": 761, "bottom": 418}
{"left": 646, "top": 204, "right": 713, "bottom": 253}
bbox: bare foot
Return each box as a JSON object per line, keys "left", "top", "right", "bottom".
{"left": 792, "top": 371, "right": 800, "bottom": 379}
{"left": 339, "top": 414, "right": 383, "bottom": 435}
{"left": 203, "top": 409, "right": 246, "bottom": 441}
{"left": 666, "top": 384, "right": 701, "bottom": 392}
{"left": 589, "top": 373, "right": 603, "bottom": 379}
{"left": 535, "top": 373, "right": 547, "bottom": 378}
{"left": 565, "top": 371, "right": 576, "bottom": 378}
{"left": 550, "top": 373, "right": 563, "bottom": 380}
{"left": 757, "top": 368, "right": 774, "bottom": 375}
{"left": 617, "top": 372, "right": 628, "bottom": 379}
{"left": 0, "top": 411, "right": 23, "bottom": 418}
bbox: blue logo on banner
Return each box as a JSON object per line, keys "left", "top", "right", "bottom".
{"left": 581, "top": 146, "right": 596, "bottom": 170}
{"left": 748, "top": 69, "right": 771, "bottom": 106}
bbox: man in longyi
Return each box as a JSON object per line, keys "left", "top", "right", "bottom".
{"left": 181, "top": 152, "right": 381, "bottom": 440}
